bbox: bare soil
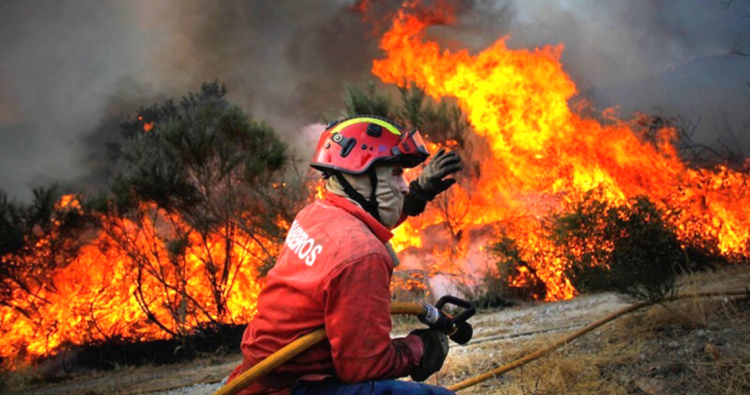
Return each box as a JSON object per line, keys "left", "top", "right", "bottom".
{"left": 4, "top": 265, "right": 748, "bottom": 395}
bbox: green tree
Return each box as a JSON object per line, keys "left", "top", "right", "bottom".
{"left": 99, "top": 82, "right": 303, "bottom": 334}
{"left": 338, "top": 81, "right": 469, "bottom": 148}
{"left": 551, "top": 192, "right": 687, "bottom": 301}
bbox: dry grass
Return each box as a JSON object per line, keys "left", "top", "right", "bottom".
{"left": 1, "top": 354, "right": 240, "bottom": 395}
{"left": 0, "top": 366, "right": 40, "bottom": 393}
{"left": 441, "top": 266, "right": 750, "bottom": 394}
{"left": 465, "top": 334, "right": 639, "bottom": 395}
{"left": 686, "top": 357, "right": 750, "bottom": 395}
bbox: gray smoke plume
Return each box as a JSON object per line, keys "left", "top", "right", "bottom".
{"left": 0, "top": 1, "right": 158, "bottom": 200}
{"left": 0, "top": 0, "right": 378, "bottom": 200}
{"left": 1, "top": 0, "right": 748, "bottom": 200}
{"left": 504, "top": 0, "right": 750, "bottom": 155}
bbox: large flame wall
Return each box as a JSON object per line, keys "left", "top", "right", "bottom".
{"left": 382, "top": 5, "right": 749, "bottom": 299}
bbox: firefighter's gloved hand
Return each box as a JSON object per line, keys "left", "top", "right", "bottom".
{"left": 413, "top": 149, "right": 462, "bottom": 200}
{"left": 409, "top": 328, "right": 449, "bottom": 382}
{"left": 402, "top": 190, "right": 429, "bottom": 217}
{"left": 403, "top": 149, "right": 462, "bottom": 217}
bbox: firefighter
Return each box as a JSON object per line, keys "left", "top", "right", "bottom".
{"left": 227, "top": 116, "right": 462, "bottom": 395}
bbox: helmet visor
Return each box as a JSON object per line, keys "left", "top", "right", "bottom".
{"left": 395, "top": 128, "right": 430, "bottom": 167}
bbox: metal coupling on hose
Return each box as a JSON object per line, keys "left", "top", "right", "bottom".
{"left": 417, "top": 296, "right": 476, "bottom": 345}
{"left": 419, "top": 303, "right": 441, "bottom": 325}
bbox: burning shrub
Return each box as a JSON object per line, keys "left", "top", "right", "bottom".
{"left": 0, "top": 186, "right": 91, "bottom": 369}
{"left": 460, "top": 267, "right": 513, "bottom": 309}
{"left": 101, "top": 81, "right": 304, "bottom": 333}
{"left": 483, "top": 234, "right": 549, "bottom": 303}
{"left": 390, "top": 271, "right": 430, "bottom": 303}
{"left": 0, "top": 83, "right": 313, "bottom": 369}
{"left": 0, "top": 186, "right": 88, "bottom": 321}
{"left": 551, "top": 191, "right": 688, "bottom": 301}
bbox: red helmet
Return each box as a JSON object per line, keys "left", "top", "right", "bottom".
{"left": 310, "top": 115, "right": 430, "bottom": 175}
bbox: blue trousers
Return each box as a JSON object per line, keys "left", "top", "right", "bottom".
{"left": 291, "top": 379, "right": 455, "bottom": 395}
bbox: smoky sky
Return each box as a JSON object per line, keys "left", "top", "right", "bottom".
{"left": 1, "top": 0, "right": 749, "bottom": 200}
{"left": 506, "top": 0, "right": 750, "bottom": 157}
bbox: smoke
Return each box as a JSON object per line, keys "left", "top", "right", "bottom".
{"left": 0, "top": 1, "right": 157, "bottom": 200}
{"left": 502, "top": 0, "right": 750, "bottom": 151}
{"left": 1, "top": 0, "right": 749, "bottom": 200}
{"left": 0, "top": 0, "right": 373, "bottom": 200}
{"left": 419, "top": 0, "right": 750, "bottom": 158}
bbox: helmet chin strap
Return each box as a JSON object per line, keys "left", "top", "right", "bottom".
{"left": 332, "top": 170, "right": 381, "bottom": 223}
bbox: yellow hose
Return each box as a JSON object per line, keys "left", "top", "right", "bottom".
{"left": 447, "top": 290, "right": 747, "bottom": 392}
{"left": 213, "top": 291, "right": 746, "bottom": 395}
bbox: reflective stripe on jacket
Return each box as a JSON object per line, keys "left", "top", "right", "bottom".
{"left": 227, "top": 193, "right": 424, "bottom": 395}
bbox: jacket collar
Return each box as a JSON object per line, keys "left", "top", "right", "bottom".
{"left": 323, "top": 193, "right": 394, "bottom": 244}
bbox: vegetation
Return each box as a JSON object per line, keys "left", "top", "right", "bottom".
{"left": 551, "top": 192, "right": 687, "bottom": 301}
{"left": 0, "top": 82, "right": 312, "bottom": 371}
{"left": 94, "top": 81, "right": 308, "bottom": 333}
{"left": 481, "top": 234, "right": 549, "bottom": 303}
{"left": 0, "top": 186, "right": 87, "bottom": 326}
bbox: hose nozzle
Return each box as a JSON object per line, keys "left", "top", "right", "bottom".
{"left": 418, "top": 296, "right": 475, "bottom": 345}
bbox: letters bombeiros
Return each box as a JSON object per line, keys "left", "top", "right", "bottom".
{"left": 284, "top": 221, "right": 324, "bottom": 266}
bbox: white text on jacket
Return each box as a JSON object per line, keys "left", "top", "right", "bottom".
{"left": 285, "top": 220, "right": 323, "bottom": 266}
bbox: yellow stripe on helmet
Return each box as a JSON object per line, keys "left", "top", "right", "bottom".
{"left": 329, "top": 117, "right": 401, "bottom": 136}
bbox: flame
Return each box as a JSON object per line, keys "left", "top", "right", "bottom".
{"left": 376, "top": 4, "right": 750, "bottom": 300}
{"left": 57, "top": 194, "right": 81, "bottom": 210}
{"left": 137, "top": 115, "right": 154, "bottom": 132}
{"left": 0, "top": 202, "right": 270, "bottom": 367}
{"left": 315, "top": 180, "right": 327, "bottom": 200}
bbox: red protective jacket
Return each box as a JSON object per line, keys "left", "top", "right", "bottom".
{"left": 227, "top": 194, "right": 424, "bottom": 395}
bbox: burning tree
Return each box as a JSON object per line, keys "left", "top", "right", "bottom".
{"left": 0, "top": 83, "right": 311, "bottom": 368}
{"left": 98, "top": 81, "right": 304, "bottom": 334}
{"left": 0, "top": 187, "right": 87, "bottom": 359}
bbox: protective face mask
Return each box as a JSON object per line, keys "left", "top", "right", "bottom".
{"left": 326, "top": 165, "right": 406, "bottom": 229}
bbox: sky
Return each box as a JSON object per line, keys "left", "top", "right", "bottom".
{"left": 1, "top": 0, "right": 749, "bottom": 200}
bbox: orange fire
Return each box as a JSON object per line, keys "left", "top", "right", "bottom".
{"left": 376, "top": 3, "right": 750, "bottom": 300}
{"left": 0, "top": 203, "right": 269, "bottom": 367}
{"left": 56, "top": 194, "right": 81, "bottom": 210}
{"left": 137, "top": 115, "right": 154, "bottom": 132}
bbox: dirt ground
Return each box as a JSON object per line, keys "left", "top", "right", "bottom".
{"left": 5, "top": 265, "right": 749, "bottom": 395}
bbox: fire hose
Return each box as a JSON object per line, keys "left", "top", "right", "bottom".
{"left": 213, "top": 290, "right": 747, "bottom": 395}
